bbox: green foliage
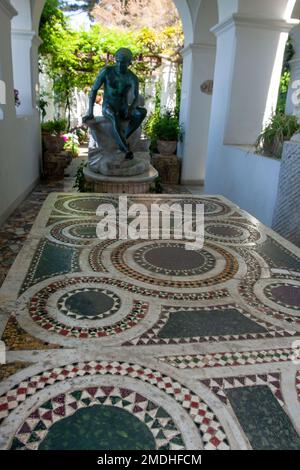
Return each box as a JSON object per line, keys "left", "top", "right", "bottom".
{"left": 175, "top": 64, "right": 182, "bottom": 119}
{"left": 144, "top": 111, "right": 181, "bottom": 152}
{"left": 255, "top": 113, "right": 300, "bottom": 159}
{"left": 276, "top": 37, "right": 295, "bottom": 114}
{"left": 74, "top": 162, "right": 88, "bottom": 192}
{"left": 41, "top": 118, "right": 68, "bottom": 134}
{"left": 282, "top": 37, "right": 295, "bottom": 73}
{"left": 151, "top": 112, "right": 181, "bottom": 141}
{"left": 39, "top": 0, "right": 183, "bottom": 113}
{"left": 72, "top": 126, "right": 88, "bottom": 144}
{"left": 150, "top": 176, "right": 163, "bottom": 194}
{"left": 38, "top": 92, "right": 49, "bottom": 122}
{"left": 143, "top": 110, "right": 160, "bottom": 152}
{"left": 277, "top": 71, "right": 291, "bottom": 114}
{"left": 39, "top": 0, "right": 67, "bottom": 56}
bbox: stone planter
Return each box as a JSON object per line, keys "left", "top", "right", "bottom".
{"left": 43, "top": 151, "right": 71, "bottom": 180}
{"left": 152, "top": 154, "right": 180, "bottom": 184}
{"left": 42, "top": 133, "right": 65, "bottom": 154}
{"left": 157, "top": 139, "right": 177, "bottom": 156}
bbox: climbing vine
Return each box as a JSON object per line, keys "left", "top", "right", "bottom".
{"left": 39, "top": 0, "right": 184, "bottom": 118}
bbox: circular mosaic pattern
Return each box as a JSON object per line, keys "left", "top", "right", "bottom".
{"left": 107, "top": 240, "right": 240, "bottom": 288}
{"left": 54, "top": 196, "right": 119, "bottom": 217}
{"left": 50, "top": 220, "right": 98, "bottom": 246}
{"left": 134, "top": 243, "right": 216, "bottom": 276}
{"left": 10, "top": 386, "right": 185, "bottom": 450}
{"left": 1, "top": 361, "right": 230, "bottom": 450}
{"left": 202, "top": 199, "right": 231, "bottom": 216}
{"left": 25, "top": 277, "right": 148, "bottom": 338}
{"left": 206, "top": 225, "right": 243, "bottom": 238}
{"left": 204, "top": 222, "right": 262, "bottom": 245}
{"left": 249, "top": 278, "right": 300, "bottom": 324}
{"left": 69, "top": 198, "right": 104, "bottom": 213}
{"left": 58, "top": 288, "right": 121, "bottom": 320}
{"left": 264, "top": 283, "right": 300, "bottom": 311}
{"left": 68, "top": 224, "right": 97, "bottom": 239}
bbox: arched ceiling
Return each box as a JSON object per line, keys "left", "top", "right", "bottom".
{"left": 31, "top": 0, "right": 46, "bottom": 33}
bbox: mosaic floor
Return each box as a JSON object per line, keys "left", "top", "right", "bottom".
{"left": 1, "top": 192, "right": 300, "bottom": 450}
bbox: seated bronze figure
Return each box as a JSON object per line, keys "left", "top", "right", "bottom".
{"left": 84, "top": 48, "right": 147, "bottom": 160}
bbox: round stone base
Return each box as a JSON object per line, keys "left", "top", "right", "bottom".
{"left": 83, "top": 166, "right": 158, "bottom": 194}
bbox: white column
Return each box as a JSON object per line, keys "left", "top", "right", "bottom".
{"left": 205, "top": 14, "right": 296, "bottom": 193}
{"left": 286, "top": 24, "right": 300, "bottom": 118}
{"left": 11, "top": 29, "right": 35, "bottom": 116}
{"left": 31, "top": 35, "right": 42, "bottom": 111}
{"left": 160, "top": 58, "right": 177, "bottom": 113}
{"left": 179, "top": 43, "right": 216, "bottom": 185}
{"left": 0, "top": 1, "right": 17, "bottom": 120}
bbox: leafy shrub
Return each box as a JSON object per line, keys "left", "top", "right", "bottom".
{"left": 144, "top": 111, "right": 181, "bottom": 152}
{"left": 74, "top": 162, "right": 88, "bottom": 192}
{"left": 41, "top": 119, "right": 67, "bottom": 135}
{"left": 152, "top": 112, "right": 180, "bottom": 141}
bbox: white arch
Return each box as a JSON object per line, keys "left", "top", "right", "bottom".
{"left": 217, "top": 0, "right": 238, "bottom": 22}
{"left": 31, "top": 0, "right": 46, "bottom": 33}
{"left": 176, "top": 0, "right": 219, "bottom": 45}
{"left": 173, "top": 0, "right": 194, "bottom": 45}
{"left": 218, "top": 0, "right": 296, "bottom": 21}
{"left": 237, "top": 0, "right": 294, "bottom": 19}
{"left": 291, "top": 0, "right": 300, "bottom": 18}
{"left": 195, "top": 0, "right": 219, "bottom": 45}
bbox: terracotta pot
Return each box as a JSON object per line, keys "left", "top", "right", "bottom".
{"left": 42, "top": 133, "right": 65, "bottom": 153}
{"left": 157, "top": 139, "right": 177, "bottom": 156}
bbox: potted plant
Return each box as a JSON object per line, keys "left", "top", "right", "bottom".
{"left": 255, "top": 113, "right": 300, "bottom": 159}
{"left": 63, "top": 132, "right": 80, "bottom": 158}
{"left": 151, "top": 112, "right": 181, "bottom": 155}
{"left": 41, "top": 119, "right": 67, "bottom": 153}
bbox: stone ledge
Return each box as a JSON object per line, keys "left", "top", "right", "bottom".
{"left": 83, "top": 165, "right": 158, "bottom": 194}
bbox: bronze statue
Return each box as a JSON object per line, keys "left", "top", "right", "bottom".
{"left": 84, "top": 48, "right": 147, "bottom": 160}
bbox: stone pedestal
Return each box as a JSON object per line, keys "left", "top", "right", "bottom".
{"left": 43, "top": 151, "right": 71, "bottom": 180}
{"left": 87, "top": 116, "right": 150, "bottom": 176}
{"left": 83, "top": 116, "right": 157, "bottom": 193}
{"left": 83, "top": 165, "right": 158, "bottom": 194}
{"left": 152, "top": 154, "right": 181, "bottom": 184}
{"left": 272, "top": 141, "right": 300, "bottom": 247}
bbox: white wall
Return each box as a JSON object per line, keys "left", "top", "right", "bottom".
{"left": 205, "top": 0, "right": 295, "bottom": 226}
{"left": 0, "top": 114, "right": 41, "bottom": 222}
{"left": 0, "top": 0, "right": 42, "bottom": 225}
{"left": 180, "top": 44, "right": 216, "bottom": 184}
{"left": 205, "top": 145, "right": 281, "bottom": 226}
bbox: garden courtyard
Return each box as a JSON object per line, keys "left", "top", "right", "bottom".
{"left": 1, "top": 0, "right": 300, "bottom": 453}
